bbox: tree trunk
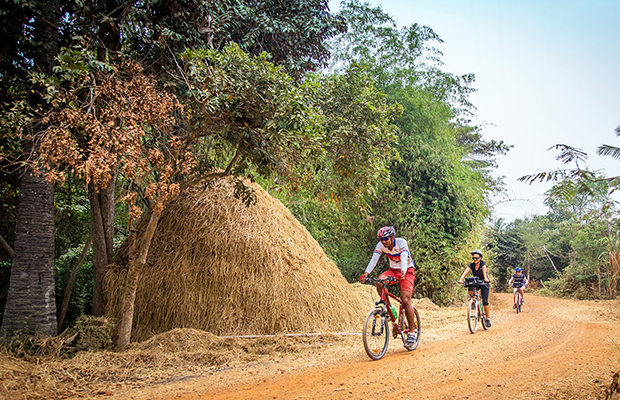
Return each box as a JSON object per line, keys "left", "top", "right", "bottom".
{"left": 0, "top": 0, "right": 59, "bottom": 339}
{"left": 89, "top": 176, "right": 116, "bottom": 317}
{"left": 0, "top": 168, "right": 56, "bottom": 337}
{"left": 57, "top": 234, "right": 92, "bottom": 333}
{"left": 115, "top": 206, "right": 162, "bottom": 349}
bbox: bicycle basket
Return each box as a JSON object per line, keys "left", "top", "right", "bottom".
{"left": 464, "top": 277, "right": 480, "bottom": 288}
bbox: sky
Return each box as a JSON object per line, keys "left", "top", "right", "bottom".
{"left": 328, "top": 0, "right": 620, "bottom": 222}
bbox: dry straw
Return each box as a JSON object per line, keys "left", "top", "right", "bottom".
{"left": 104, "top": 177, "right": 369, "bottom": 342}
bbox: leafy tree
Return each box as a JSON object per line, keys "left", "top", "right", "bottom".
{"left": 316, "top": 0, "right": 511, "bottom": 304}
{"left": 265, "top": 62, "right": 401, "bottom": 281}
{"left": 596, "top": 125, "right": 620, "bottom": 192}
{"left": 288, "top": 63, "right": 401, "bottom": 205}
{"left": 119, "top": 0, "right": 345, "bottom": 80}
{"left": 520, "top": 144, "right": 601, "bottom": 198}
{"left": 1, "top": 0, "right": 347, "bottom": 339}
{"left": 487, "top": 220, "right": 525, "bottom": 288}
{"left": 35, "top": 39, "right": 400, "bottom": 345}
{"left": 518, "top": 142, "right": 620, "bottom": 298}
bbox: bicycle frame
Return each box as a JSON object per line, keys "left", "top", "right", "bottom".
{"left": 465, "top": 285, "right": 487, "bottom": 334}
{"left": 378, "top": 286, "right": 404, "bottom": 334}
{"left": 513, "top": 286, "right": 523, "bottom": 313}
{"left": 361, "top": 276, "right": 421, "bottom": 360}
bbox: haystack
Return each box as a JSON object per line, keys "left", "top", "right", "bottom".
{"left": 104, "top": 177, "right": 369, "bottom": 342}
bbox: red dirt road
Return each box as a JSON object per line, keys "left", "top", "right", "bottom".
{"left": 127, "top": 294, "right": 620, "bottom": 400}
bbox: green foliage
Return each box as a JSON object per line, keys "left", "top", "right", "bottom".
{"left": 266, "top": 1, "right": 506, "bottom": 305}
{"left": 54, "top": 180, "right": 90, "bottom": 258}
{"left": 298, "top": 63, "right": 401, "bottom": 205}
{"left": 520, "top": 145, "right": 604, "bottom": 202}
{"left": 68, "top": 315, "right": 113, "bottom": 352}
{"left": 596, "top": 125, "right": 620, "bottom": 193}
{"left": 491, "top": 202, "right": 620, "bottom": 299}
{"left": 487, "top": 223, "right": 525, "bottom": 288}
{"left": 122, "top": 0, "right": 345, "bottom": 80}
{"left": 180, "top": 43, "right": 311, "bottom": 178}
{"left": 260, "top": 63, "right": 403, "bottom": 281}
{"left": 54, "top": 245, "right": 93, "bottom": 330}
{"left": 513, "top": 142, "right": 620, "bottom": 298}
{"left": 331, "top": 0, "right": 477, "bottom": 116}
{"left": 545, "top": 266, "right": 599, "bottom": 300}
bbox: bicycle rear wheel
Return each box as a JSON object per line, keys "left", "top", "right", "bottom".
{"left": 362, "top": 308, "right": 390, "bottom": 360}
{"left": 400, "top": 306, "right": 421, "bottom": 351}
{"left": 467, "top": 298, "right": 478, "bottom": 334}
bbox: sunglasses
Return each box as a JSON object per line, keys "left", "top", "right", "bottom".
{"left": 380, "top": 237, "right": 391, "bottom": 242}
{"left": 472, "top": 257, "right": 480, "bottom": 260}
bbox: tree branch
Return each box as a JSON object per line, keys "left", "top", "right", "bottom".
{"left": 542, "top": 245, "right": 560, "bottom": 274}
{"left": 224, "top": 147, "right": 242, "bottom": 175}
{"left": 57, "top": 234, "right": 93, "bottom": 333}
{"left": 0, "top": 234, "right": 14, "bottom": 259}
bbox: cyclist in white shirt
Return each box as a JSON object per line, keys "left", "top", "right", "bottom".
{"left": 360, "top": 226, "right": 417, "bottom": 346}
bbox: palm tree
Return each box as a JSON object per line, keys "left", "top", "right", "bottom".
{"left": 0, "top": 0, "right": 60, "bottom": 338}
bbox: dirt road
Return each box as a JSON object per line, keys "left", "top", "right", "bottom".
{"left": 127, "top": 294, "right": 620, "bottom": 400}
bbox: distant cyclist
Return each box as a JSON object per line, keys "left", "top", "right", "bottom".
{"left": 359, "top": 226, "right": 417, "bottom": 346}
{"left": 508, "top": 267, "right": 529, "bottom": 308}
{"left": 458, "top": 250, "right": 492, "bottom": 328}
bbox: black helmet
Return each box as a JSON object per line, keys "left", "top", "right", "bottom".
{"left": 377, "top": 226, "right": 396, "bottom": 239}
{"left": 471, "top": 249, "right": 483, "bottom": 258}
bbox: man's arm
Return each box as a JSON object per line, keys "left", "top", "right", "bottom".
{"left": 364, "top": 244, "right": 383, "bottom": 274}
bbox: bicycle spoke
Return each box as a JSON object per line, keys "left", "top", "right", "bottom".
{"left": 362, "top": 308, "right": 389, "bottom": 360}
{"left": 467, "top": 298, "right": 478, "bottom": 334}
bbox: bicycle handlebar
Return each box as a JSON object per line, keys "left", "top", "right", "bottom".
{"left": 363, "top": 276, "right": 395, "bottom": 285}
{"left": 462, "top": 281, "right": 490, "bottom": 288}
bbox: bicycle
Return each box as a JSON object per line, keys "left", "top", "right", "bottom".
{"left": 361, "top": 276, "right": 421, "bottom": 360}
{"left": 462, "top": 277, "right": 489, "bottom": 334}
{"left": 512, "top": 283, "right": 524, "bottom": 313}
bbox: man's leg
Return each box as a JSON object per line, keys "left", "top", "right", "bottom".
{"left": 401, "top": 290, "right": 416, "bottom": 329}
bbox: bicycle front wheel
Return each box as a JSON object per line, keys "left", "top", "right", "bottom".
{"left": 467, "top": 298, "right": 478, "bottom": 334}
{"left": 362, "top": 308, "right": 390, "bottom": 360}
{"left": 516, "top": 292, "right": 522, "bottom": 313}
{"left": 400, "top": 307, "right": 421, "bottom": 351}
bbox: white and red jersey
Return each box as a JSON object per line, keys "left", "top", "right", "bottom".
{"left": 365, "top": 237, "right": 415, "bottom": 275}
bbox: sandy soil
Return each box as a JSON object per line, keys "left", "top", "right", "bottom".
{"left": 115, "top": 293, "right": 620, "bottom": 400}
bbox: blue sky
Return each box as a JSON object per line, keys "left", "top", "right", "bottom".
{"left": 328, "top": 0, "right": 620, "bottom": 222}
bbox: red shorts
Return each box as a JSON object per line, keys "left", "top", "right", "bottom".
{"left": 379, "top": 267, "right": 415, "bottom": 293}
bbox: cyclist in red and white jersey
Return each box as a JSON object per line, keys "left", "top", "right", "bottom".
{"left": 359, "top": 226, "right": 417, "bottom": 346}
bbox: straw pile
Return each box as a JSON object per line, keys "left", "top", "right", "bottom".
{"left": 0, "top": 329, "right": 356, "bottom": 399}
{"left": 104, "top": 177, "right": 369, "bottom": 342}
